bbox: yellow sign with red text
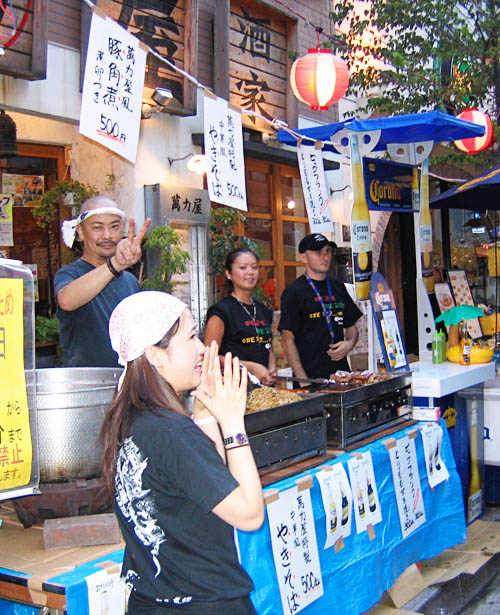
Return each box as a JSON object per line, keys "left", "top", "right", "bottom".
{"left": 0, "top": 279, "right": 33, "bottom": 488}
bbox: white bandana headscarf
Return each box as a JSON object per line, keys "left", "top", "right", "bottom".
{"left": 61, "top": 207, "right": 127, "bottom": 248}
{"left": 109, "top": 292, "right": 187, "bottom": 390}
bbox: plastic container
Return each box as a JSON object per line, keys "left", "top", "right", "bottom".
{"left": 432, "top": 331, "right": 447, "bottom": 364}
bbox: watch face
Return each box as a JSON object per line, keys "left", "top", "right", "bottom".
{"left": 236, "top": 432, "right": 248, "bottom": 445}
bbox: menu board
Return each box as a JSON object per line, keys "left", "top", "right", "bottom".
{"left": 447, "top": 269, "right": 482, "bottom": 339}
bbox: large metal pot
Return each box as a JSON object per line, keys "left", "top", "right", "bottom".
{"left": 35, "top": 367, "right": 121, "bottom": 482}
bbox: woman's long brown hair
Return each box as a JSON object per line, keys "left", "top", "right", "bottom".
{"left": 100, "top": 319, "right": 188, "bottom": 495}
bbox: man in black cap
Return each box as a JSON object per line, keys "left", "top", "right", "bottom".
{"left": 278, "top": 233, "right": 362, "bottom": 381}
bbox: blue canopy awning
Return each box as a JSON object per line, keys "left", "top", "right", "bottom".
{"left": 277, "top": 110, "right": 486, "bottom": 153}
{"left": 430, "top": 163, "right": 500, "bottom": 211}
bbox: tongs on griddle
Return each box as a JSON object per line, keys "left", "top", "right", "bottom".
{"left": 275, "top": 374, "right": 348, "bottom": 387}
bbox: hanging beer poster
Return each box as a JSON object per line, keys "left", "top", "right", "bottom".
{"left": 363, "top": 157, "right": 419, "bottom": 212}
{"left": 370, "top": 272, "right": 409, "bottom": 371}
{"left": 316, "top": 462, "right": 353, "bottom": 549}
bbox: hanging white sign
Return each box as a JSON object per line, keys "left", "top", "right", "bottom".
{"left": 204, "top": 94, "right": 247, "bottom": 211}
{"left": 388, "top": 435, "right": 426, "bottom": 539}
{"left": 86, "top": 567, "right": 126, "bottom": 615}
{"left": 420, "top": 423, "right": 449, "bottom": 488}
{"left": 0, "top": 195, "right": 14, "bottom": 247}
{"left": 316, "top": 462, "right": 353, "bottom": 549}
{"left": 267, "top": 485, "right": 324, "bottom": 614}
{"left": 80, "top": 11, "right": 147, "bottom": 163}
{"left": 347, "top": 452, "right": 382, "bottom": 534}
{"left": 297, "top": 143, "right": 334, "bottom": 234}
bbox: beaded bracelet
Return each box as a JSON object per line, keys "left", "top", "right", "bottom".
{"left": 225, "top": 443, "right": 250, "bottom": 451}
{"left": 106, "top": 257, "right": 121, "bottom": 277}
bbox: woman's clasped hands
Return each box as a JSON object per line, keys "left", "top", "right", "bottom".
{"left": 191, "top": 340, "right": 247, "bottom": 426}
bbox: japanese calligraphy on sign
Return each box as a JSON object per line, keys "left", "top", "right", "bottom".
{"left": 204, "top": 94, "right": 247, "bottom": 211}
{"left": 86, "top": 566, "right": 126, "bottom": 615}
{"left": 0, "top": 195, "right": 13, "bottom": 247}
{"left": 316, "top": 463, "right": 353, "bottom": 549}
{"left": 347, "top": 452, "right": 382, "bottom": 534}
{"left": 230, "top": 1, "right": 288, "bottom": 132}
{"left": 388, "top": 435, "right": 426, "bottom": 539}
{"left": 80, "top": 11, "right": 147, "bottom": 163}
{"left": 297, "top": 143, "right": 334, "bottom": 234}
{"left": 162, "top": 186, "right": 210, "bottom": 224}
{"left": 0, "top": 279, "right": 33, "bottom": 492}
{"left": 420, "top": 423, "right": 449, "bottom": 489}
{"left": 267, "top": 485, "right": 324, "bottom": 614}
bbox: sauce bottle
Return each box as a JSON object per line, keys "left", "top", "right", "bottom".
{"left": 419, "top": 158, "right": 434, "bottom": 294}
{"left": 350, "top": 133, "right": 373, "bottom": 300}
{"left": 459, "top": 320, "right": 472, "bottom": 365}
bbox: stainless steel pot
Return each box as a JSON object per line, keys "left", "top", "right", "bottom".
{"left": 35, "top": 367, "right": 121, "bottom": 482}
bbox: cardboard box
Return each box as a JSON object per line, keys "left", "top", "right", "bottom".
{"left": 412, "top": 406, "right": 441, "bottom": 421}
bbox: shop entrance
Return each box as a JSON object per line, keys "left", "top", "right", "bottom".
{"left": 378, "top": 213, "right": 418, "bottom": 356}
{"left": 0, "top": 143, "right": 66, "bottom": 316}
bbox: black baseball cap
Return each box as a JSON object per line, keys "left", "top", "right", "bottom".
{"left": 298, "top": 233, "right": 336, "bottom": 254}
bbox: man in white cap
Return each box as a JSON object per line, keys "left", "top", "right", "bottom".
{"left": 54, "top": 195, "right": 151, "bottom": 367}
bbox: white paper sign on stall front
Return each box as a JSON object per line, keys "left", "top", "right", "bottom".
{"left": 420, "top": 423, "right": 449, "bottom": 488}
{"left": 316, "top": 463, "right": 353, "bottom": 549}
{"left": 267, "top": 484, "right": 324, "bottom": 614}
{"left": 296, "top": 143, "right": 334, "bottom": 234}
{"left": 86, "top": 567, "right": 126, "bottom": 615}
{"left": 204, "top": 94, "right": 247, "bottom": 211}
{"left": 347, "top": 452, "right": 382, "bottom": 534}
{"left": 388, "top": 434, "right": 426, "bottom": 539}
{"left": 80, "top": 12, "right": 147, "bottom": 163}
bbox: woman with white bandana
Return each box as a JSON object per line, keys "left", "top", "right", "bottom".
{"left": 54, "top": 195, "right": 150, "bottom": 367}
{"left": 101, "top": 291, "right": 264, "bottom": 615}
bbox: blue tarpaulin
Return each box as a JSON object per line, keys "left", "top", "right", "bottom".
{"left": 277, "top": 110, "right": 485, "bottom": 153}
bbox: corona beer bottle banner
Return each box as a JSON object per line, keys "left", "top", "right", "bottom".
{"left": 362, "top": 157, "right": 419, "bottom": 212}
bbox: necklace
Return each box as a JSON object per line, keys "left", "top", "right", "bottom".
{"left": 232, "top": 294, "right": 272, "bottom": 350}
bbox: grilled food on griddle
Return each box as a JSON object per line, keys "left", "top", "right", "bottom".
{"left": 246, "top": 386, "right": 303, "bottom": 413}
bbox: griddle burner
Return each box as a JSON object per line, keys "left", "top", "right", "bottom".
{"left": 12, "top": 477, "right": 112, "bottom": 528}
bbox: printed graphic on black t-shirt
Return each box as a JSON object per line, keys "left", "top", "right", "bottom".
{"left": 206, "top": 296, "right": 273, "bottom": 366}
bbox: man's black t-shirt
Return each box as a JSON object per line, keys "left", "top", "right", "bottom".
{"left": 114, "top": 409, "right": 254, "bottom": 606}
{"left": 206, "top": 295, "right": 273, "bottom": 366}
{"left": 278, "top": 275, "right": 362, "bottom": 379}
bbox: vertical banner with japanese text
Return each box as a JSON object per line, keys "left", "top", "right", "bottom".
{"left": 0, "top": 279, "right": 33, "bottom": 489}
{"left": 388, "top": 435, "right": 426, "bottom": 539}
{"left": 297, "top": 143, "right": 334, "bottom": 234}
{"left": 80, "top": 11, "right": 147, "bottom": 163}
{"left": 204, "top": 94, "right": 247, "bottom": 211}
{"left": 267, "top": 485, "right": 324, "bottom": 614}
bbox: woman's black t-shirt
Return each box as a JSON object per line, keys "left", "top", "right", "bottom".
{"left": 206, "top": 295, "right": 273, "bottom": 366}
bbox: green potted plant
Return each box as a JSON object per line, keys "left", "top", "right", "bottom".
{"left": 32, "top": 179, "right": 97, "bottom": 229}
{"left": 140, "top": 226, "right": 190, "bottom": 293}
{"left": 35, "top": 315, "right": 60, "bottom": 367}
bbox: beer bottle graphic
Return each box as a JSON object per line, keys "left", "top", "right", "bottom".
{"left": 380, "top": 319, "right": 397, "bottom": 368}
{"left": 350, "top": 133, "right": 373, "bottom": 300}
{"left": 357, "top": 484, "right": 366, "bottom": 518}
{"left": 411, "top": 166, "right": 420, "bottom": 211}
{"left": 329, "top": 492, "right": 338, "bottom": 533}
{"left": 434, "top": 441, "right": 442, "bottom": 472}
{"left": 468, "top": 400, "right": 482, "bottom": 522}
{"left": 367, "top": 474, "right": 377, "bottom": 513}
{"left": 419, "top": 158, "right": 434, "bottom": 294}
{"left": 341, "top": 485, "right": 349, "bottom": 526}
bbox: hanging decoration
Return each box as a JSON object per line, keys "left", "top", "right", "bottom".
{"left": 290, "top": 48, "right": 349, "bottom": 111}
{"left": 454, "top": 109, "right": 494, "bottom": 154}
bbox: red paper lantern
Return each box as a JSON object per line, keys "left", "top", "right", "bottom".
{"left": 454, "top": 108, "right": 494, "bottom": 154}
{"left": 290, "top": 48, "right": 350, "bottom": 111}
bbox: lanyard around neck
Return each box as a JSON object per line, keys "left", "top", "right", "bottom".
{"left": 305, "top": 275, "right": 335, "bottom": 343}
